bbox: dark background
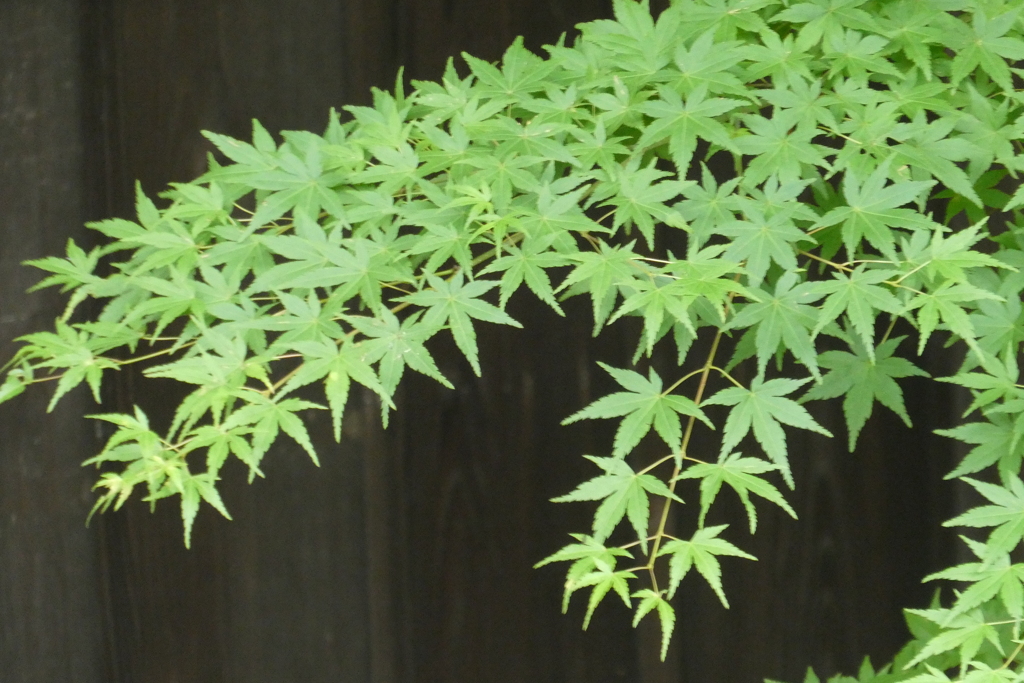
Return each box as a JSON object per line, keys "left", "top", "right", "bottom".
{"left": 0, "top": 1, "right": 969, "bottom": 682}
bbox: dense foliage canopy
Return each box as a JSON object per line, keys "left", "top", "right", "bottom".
{"left": 6, "top": 0, "right": 1024, "bottom": 679}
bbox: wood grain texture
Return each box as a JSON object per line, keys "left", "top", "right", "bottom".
{"left": 0, "top": 2, "right": 109, "bottom": 682}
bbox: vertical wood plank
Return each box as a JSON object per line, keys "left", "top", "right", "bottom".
{"left": 0, "top": 2, "right": 108, "bottom": 681}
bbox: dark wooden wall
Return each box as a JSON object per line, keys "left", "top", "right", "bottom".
{"left": 0, "top": 1, "right": 964, "bottom": 682}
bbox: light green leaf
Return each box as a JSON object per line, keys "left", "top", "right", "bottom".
{"left": 727, "top": 271, "right": 823, "bottom": 379}
{"left": 944, "top": 475, "right": 1024, "bottom": 560}
{"left": 658, "top": 525, "right": 755, "bottom": 604}
{"left": 534, "top": 534, "right": 633, "bottom": 614}
{"left": 632, "top": 589, "right": 677, "bottom": 661}
{"left": 704, "top": 376, "right": 832, "bottom": 487}
{"left": 562, "top": 363, "right": 713, "bottom": 458}
{"left": 814, "top": 158, "right": 937, "bottom": 260}
{"left": 551, "top": 455, "right": 682, "bottom": 549}
{"left": 399, "top": 272, "right": 522, "bottom": 376}
{"left": 802, "top": 335, "right": 927, "bottom": 451}
{"left": 677, "top": 453, "right": 797, "bottom": 533}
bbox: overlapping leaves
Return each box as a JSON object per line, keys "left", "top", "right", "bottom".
{"left": 3, "top": 0, "right": 1024, "bottom": 675}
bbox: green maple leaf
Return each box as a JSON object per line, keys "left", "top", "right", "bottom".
{"left": 417, "top": 117, "right": 471, "bottom": 167}
{"left": 345, "top": 88, "right": 413, "bottom": 149}
{"left": 661, "top": 250, "right": 752, "bottom": 317}
{"left": 461, "top": 37, "right": 555, "bottom": 100}
{"left": 609, "top": 253, "right": 748, "bottom": 355}
{"left": 814, "top": 158, "right": 936, "bottom": 260}
{"left": 882, "top": 666, "right": 949, "bottom": 683}
{"left": 456, "top": 151, "right": 541, "bottom": 213}
{"left": 178, "top": 423, "right": 255, "bottom": 479}
{"left": 262, "top": 290, "right": 345, "bottom": 348}
{"left": 87, "top": 406, "right": 236, "bottom": 548}
{"left": 0, "top": 370, "right": 26, "bottom": 406}
{"left": 669, "top": 29, "right": 750, "bottom": 97}
{"left": 567, "top": 117, "right": 632, "bottom": 173}
{"left": 887, "top": 74, "right": 954, "bottom": 120}
{"left": 123, "top": 273, "right": 203, "bottom": 338}
{"left": 670, "top": 0, "right": 771, "bottom": 42}
{"left": 562, "top": 363, "right": 713, "bottom": 458}
{"left": 727, "top": 272, "right": 823, "bottom": 379}
{"left": 757, "top": 76, "right": 839, "bottom": 137}
{"left": 534, "top": 534, "right": 633, "bottom": 613}
{"left": 486, "top": 117, "right": 580, "bottom": 166}
{"left": 518, "top": 82, "right": 583, "bottom": 123}
{"left": 908, "top": 281, "right": 1001, "bottom": 355}
{"left": 917, "top": 223, "right": 1011, "bottom": 286}
{"left": 904, "top": 607, "right": 1002, "bottom": 671}
{"left": 719, "top": 205, "right": 814, "bottom": 287}
{"left": 558, "top": 241, "right": 642, "bottom": 333}
{"left": 810, "top": 266, "right": 902, "bottom": 359}
{"left": 518, "top": 183, "right": 609, "bottom": 248}
{"left": 658, "top": 525, "right": 756, "bottom": 604}
{"left": 610, "top": 274, "right": 699, "bottom": 356}
{"left": 573, "top": 567, "right": 637, "bottom": 630}
{"left": 770, "top": 0, "right": 878, "bottom": 50}
{"left": 591, "top": 160, "right": 689, "bottom": 249}
{"left": 801, "top": 335, "right": 927, "bottom": 451}
{"left": 677, "top": 453, "right": 797, "bottom": 533}
{"left": 704, "top": 376, "right": 832, "bottom": 487}
{"left": 552, "top": 455, "right": 682, "bottom": 549}
{"left": 209, "top": 132, "right": 348, "bottom": 229}
{"left": 250, "top": 231, "right": 410, "bottom": 309}
{"left": 85, "top": 407, "right": 162, "bottom": 468}
{"left": 893, "top": 115, "right": 985, "bottom": 208}
{"left": 954, "top": 89, "right": 1023, "bottom": 172}
{"left": 406, "top": 203, "right": 485, "bottom": 277}
{"left": 823, "top": 29, "right": 902, "bottom": 84}
{"left": 632, "top": 589, "right": 677, "bottom": 661}
{"left": 735, "top": 110, "right": 832, "bottom": 187}
{"left": 830, "top": 98, "right": 902, "bottom": 177}
{"left": 742, "top": 28, "right": 817, "bottom": 85}
{"left": 636, "top": 84, "right": 743, "bottom": 172}
{"left": 938, "top": 413, "right": 1024, "bottom": 483}
{"left": 676, "top": 163, "right": 745, "bottom": 255}
{"left": 925, "top": 537, "right": 1024, "bottom": 622}
{"left": 736, "top": 174, "right": 820, "bottom": 224}
{"left": 971, "top": 290, "right": 1024, "bottom": 362}
{"left": 938, "top": 352, "right": 1021, "bottom": 417}
{"left": 880, "top": 0, "right": 946, "bottom": 80}
{"left": 280, "top": 339, "right": 394, "bottom": 439}
{"left": 584, "top": 75, "right": 648, "bottom": 132}
{"left": 944, "top": 475, "right": 1024, "bottom": 560}
{"left": 175, "top": 473, "right": 232, "bottom": 549}
{"left": 148, "top": 356, "right": 264, "bottom": 441}
{"left": 942, "top": 8, "right": 1024, "bottom": 92}
{"left": 587, "top": 0, "right": 681, "bottom": 78}
{"left": 25, "top": 237, "right": 103, "bottom": 296}
{"left": 353, "top": 142, "right": 422, "bottom": 193}
{"left": 399, "top": 272, "right": 522, "bottom": 376}
{"left": 19, "top": 321, "right": 119, "bottom": 410}
{"left": 348, "top": 309, "right": 452, "bottom": 397}
{"left": 221, "top": 395, "right": 325, "bottom": 468}
{"left": 936, "top": 169, "right": 1010, "bottom": 225}
{"left": 535, "top": 534, "right": 632, "bottom": 572}
{"left": 479, "top": 239, "right": 568, "bottom": 315}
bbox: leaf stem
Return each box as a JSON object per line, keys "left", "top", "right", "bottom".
{"left": 646, "top": 324, "right": 727, "bottom": 587}
{"left": 1000, "top": 638, "right": 1024, "bottom": 670}
{"left": 115, "top": 344, "right": 193, "bottom": 366}
{"left": 799, "top": 249, "right": 853, "bottom": 273}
